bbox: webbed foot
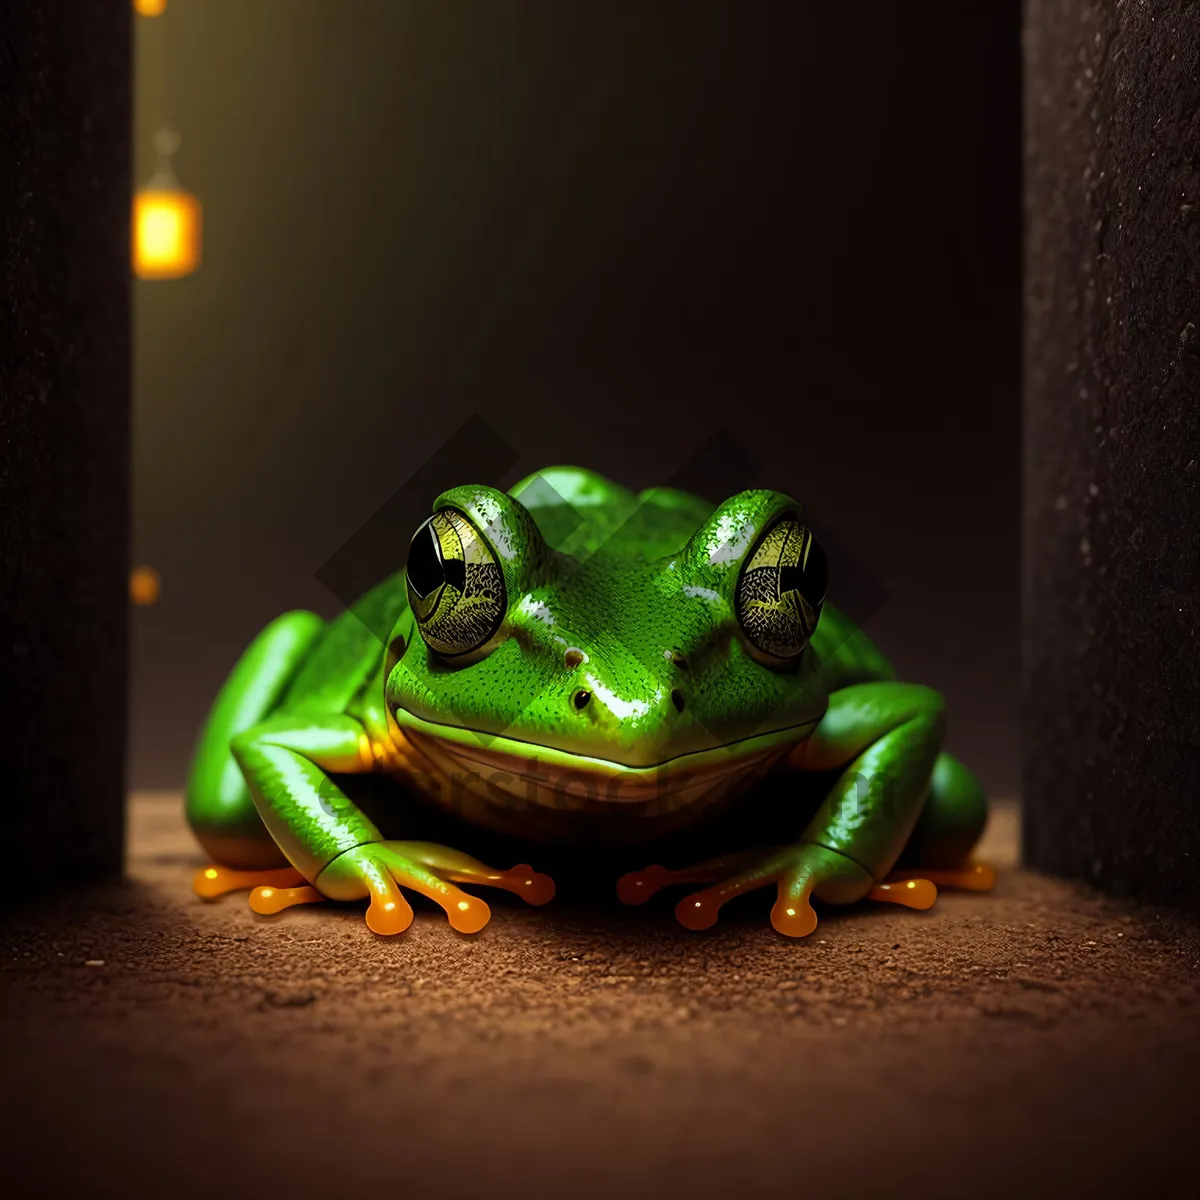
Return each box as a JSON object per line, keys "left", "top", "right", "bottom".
{"left": 308, "top": 841, "right": 554, "bottom": 936}
{"left": 195, "top": 844, "right": 554, "bottom": 936}
{"left": 618, "top": 849, "right": 995, "bottom": 938}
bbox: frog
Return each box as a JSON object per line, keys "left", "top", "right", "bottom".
{"left": 187, "top": 466, "right": 993, "bottom": 939}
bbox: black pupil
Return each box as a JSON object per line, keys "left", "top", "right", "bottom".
{"left": 407, "top": 523, "right": 446, "bottom": 599}
{"left": 779, "top": 536, "right": 828, "bottom": 609}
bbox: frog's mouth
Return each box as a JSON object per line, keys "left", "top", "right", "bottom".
{"left": 387, "top": 708, "right": 817, "bottom": 816}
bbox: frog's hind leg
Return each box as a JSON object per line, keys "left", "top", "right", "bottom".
{"left": 186, "top": 611, "right": 326, "bottom": 873}
{"left": 880, "top": 751, "right": 996, "bottom": 895}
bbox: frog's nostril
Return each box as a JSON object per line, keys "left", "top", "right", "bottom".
{"left": 564, "top": 648, "right": 586, "bottom": 669}
{"left": 572, "top": 689, "right": 592, "bottom": 711}
{"left": 671, "top": 688, "right": 686, "bottom": 713}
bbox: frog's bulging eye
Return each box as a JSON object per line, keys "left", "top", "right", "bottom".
{"left": 406, "top": 508, "right": 506, "bottom": 657}
{"left": 735, "top": 516, "right": 827, "bottom": 660}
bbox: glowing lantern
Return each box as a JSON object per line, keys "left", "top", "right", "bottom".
{"left": 134, "top": 128, "right": 202, "bottom": 280}
{"left": 134, "top": 0, "right": 168, "bottom": 15}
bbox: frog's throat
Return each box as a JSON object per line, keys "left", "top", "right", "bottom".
{"left": 385, "top": 708, "right": 817, "bottom": 813}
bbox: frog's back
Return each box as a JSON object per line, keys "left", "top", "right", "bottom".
{"left": 510, "top": 466, "right": 713, "bottom": 561}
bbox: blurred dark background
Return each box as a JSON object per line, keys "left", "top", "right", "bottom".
{"left": 132, "top": 2, "right": 1020, "bottom": 795}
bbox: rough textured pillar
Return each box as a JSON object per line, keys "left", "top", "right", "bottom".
{"left": 1024, "top": 2, "right": 1199, "bottom": 908}
{"left": 0, "top": 4, "right": 131, "bottom": 895}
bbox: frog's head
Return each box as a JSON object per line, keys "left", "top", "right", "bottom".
{"left": 385, "top": 482, "right": 830, "bottom": 815}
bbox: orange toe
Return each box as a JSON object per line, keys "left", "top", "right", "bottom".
{"left": 618, "top": 865, "right": 670, "bottom": 906}
{"left": 922, "top": 863, "right": 996, "bottom": 892}
{"left": 868, "top": 878, "right": 938, "bottom": 910}
{"left": 444, "top": 893, "right": 491, "bottom": 935}
{"left": 194, "top": 864, "right": 304, "bottom": 900}
{"left": 675, "top": 892, "right": 721, "bottom": 931}
{"left": 503, "top": 865, "right": 556, "bottom": 906}
{"left": 770, "top": 894, "right": 819, "bottom": 938}
{"left": 248, "top": 883, "right": 323, "bottom": 915}
{"left": 365, "top": 892, "right": 415, "bottom": 936}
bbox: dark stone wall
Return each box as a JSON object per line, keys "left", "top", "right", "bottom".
{"left": 0, "top": 4, "right": 131, "bottom": 893}
{"left": 1024, "top": 2, "right": 1199, "bottom": 907}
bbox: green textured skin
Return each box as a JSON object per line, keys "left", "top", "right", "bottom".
{"left": 186, "top": 467, "right": 986, "bottom": 912}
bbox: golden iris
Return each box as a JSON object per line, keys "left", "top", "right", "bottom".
{"left": 406, "top": 509, "right": 506, "bottom": 656}
{"left": 735, "top": 516, "right": 828, "bottom": 659}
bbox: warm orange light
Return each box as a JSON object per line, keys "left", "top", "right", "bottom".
{"left": 133, "top": 187, "right": 202, "bottom": 279}
{"left": 129, "top": 565, "right": 162, "bottom": 605}
{"left": 134, "top": 0, "right": 168, "bottom": 15}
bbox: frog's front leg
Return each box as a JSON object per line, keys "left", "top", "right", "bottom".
{"left": 620, "top": 683, "right": 983, "bottom": 938}
{"left": 195, "top": 714, "right": 554, "bottom": 935}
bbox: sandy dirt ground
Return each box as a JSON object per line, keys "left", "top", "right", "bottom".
{"left": 1, "top": 796, "right": 1197, "bottom": 1200}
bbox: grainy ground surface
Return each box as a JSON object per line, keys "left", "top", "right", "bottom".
{"left": 2, "top": 796, "right": 1197, "bottom": 1200}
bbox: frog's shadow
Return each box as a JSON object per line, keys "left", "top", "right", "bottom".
{"left": 339, "top": 768, "right": 872, "bottom": 932}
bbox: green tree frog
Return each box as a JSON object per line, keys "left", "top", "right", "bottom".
{"left": 188, "top": 468, "right": 992, "bottom": 939}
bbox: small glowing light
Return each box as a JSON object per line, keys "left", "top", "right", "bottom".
{"left": 134, "top": 0, "right": 168, "bottom": 15}
{"left": 785, "top": 907, "right": 796, "bottom": 917}
{"left": 133, "top": 128, "right": 202, "bottom": 280}
{"left": 906, "top": 880, "right": 917, "bottom": 889}
{"left": 129, "top": 564, "right": 161, "bottom": 605}
{"left": 204, "top": 868, "right": 218, "bottom": 880}
{"left": 260, "top": 888, "right": 274, "bottom": 898}
{"left": 457, "top": 900, "right": 470, "bottom": 911}
{"left": 134, "top": 190, "right": 202, "bottom": 279}
{"left": 383, "top": 901, "right": 395, "bottom": 912}
{"left": 694, "top": 901, "right": 702, "bottom": 908}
